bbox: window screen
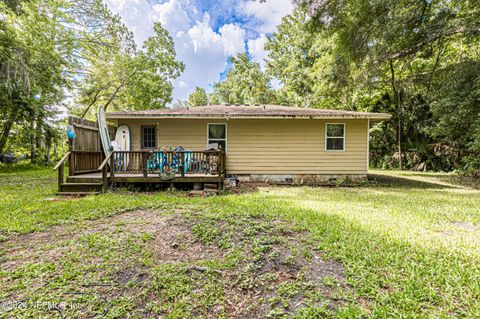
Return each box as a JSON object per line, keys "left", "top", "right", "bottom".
{"left": 326, "top": 124, "right": 345, "bottom": 151}
{"left": 207, "top": 124, "right": 227, "bottom": 150}
{"left": 142, "top": 126, "right": 156, "bottom": 149}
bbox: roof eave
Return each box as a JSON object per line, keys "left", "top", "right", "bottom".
{"left": 106, "top": 114, "right": 392, "bottom": 120}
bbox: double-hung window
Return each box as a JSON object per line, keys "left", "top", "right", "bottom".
{"left": 325, "top": 123, "right": 345, "bottom": 151}
{"left": 207, "top": 124, "right": 227, "bottom": 151}
{"left": 141, "top": 126, "right": 156, "bottom": 149}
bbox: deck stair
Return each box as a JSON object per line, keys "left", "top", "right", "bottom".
{"left": 59, "top": 182, "right": 104, "bottom": 194}
{"left": 204, "top": 183, "right": 220, "bottom": 194}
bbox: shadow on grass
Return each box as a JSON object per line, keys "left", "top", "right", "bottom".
{"left": 367, "top": 173, "right": 459, "bottom": 190}
{"left": 219, "top": 194, "right": 479, "bottom": 317}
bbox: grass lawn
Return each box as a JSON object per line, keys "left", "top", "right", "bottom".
{"left": 0, "top": 165, "right": 479, "bottom": 318}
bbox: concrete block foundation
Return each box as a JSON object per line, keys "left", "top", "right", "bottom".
{"left": 235, "top": 174, "right": 367, "bottom": 185}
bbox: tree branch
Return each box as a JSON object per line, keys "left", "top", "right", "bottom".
{"left": 386, "top": 26, "right": 480, "bottom": 61}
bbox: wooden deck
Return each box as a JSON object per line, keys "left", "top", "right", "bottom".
{"left": 68, "top": 172, "right": 223, "bottom": 183}
{"left": 54, "top": 117, "right": 226, "bottom": 194}
{"left": 55, "top": 149, "right": 226, "bottom": 194}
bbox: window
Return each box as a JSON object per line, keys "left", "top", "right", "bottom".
{"left": 207, "top": 124, "right": 227, "bottom": 150}
{"left": 141, "top": 126, "right": 156, "bottom": 149}
{"left": 326, "top": 123, "right": 345, "bottom": 151}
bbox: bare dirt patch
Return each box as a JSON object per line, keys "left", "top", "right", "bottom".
{"left": 0, "top": 209, "right": 165, "bottom": 272}
{"left": 0, "top": 208, "right": 359, "bottom": 318}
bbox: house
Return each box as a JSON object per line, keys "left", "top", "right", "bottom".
{"left": 110, "top": 105, "right": 389, "bottom": 182}
{"left": 54, "top": 105, "right": 390, "bottom": 193}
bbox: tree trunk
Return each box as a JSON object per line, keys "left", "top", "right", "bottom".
{"left": 0, "top": 106, "right": 19, "bottom": 155}
{"left": 35, "top": 115, "right": 43, "bottom": 161}
{"left": 0, "top": 118, "right": 15, "bottom": 155}
{"left": 29, "top": 116, "right": 36, "bottom": 160}
{"left": 389, "top": 60, "right": 403, "bottom": 170}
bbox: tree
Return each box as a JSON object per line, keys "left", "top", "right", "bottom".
{"left": 188, "top": 87, "right": 209, "bottom": 106}
{"left": 78, "top": 22, "right": 184, "bottom": 116}
{"left": 265, "top": 9, "right": 317, "bottom": 107}
{"left": 429, "top": 59, "right": 480, "bottom": 175}
{"left": 213, "top": 53, "right": 275, "bottom": 105}
{"left": 0, "top": 0, "right": 73, "bottom": 157}
{"left": 266, "top": 1, "right": 480, "bottom": 173}
{"left": 289, "top": 0, "right": 480, "bottom": 169}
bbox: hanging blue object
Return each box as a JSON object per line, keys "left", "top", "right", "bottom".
{"left": 66, "top": 125, "right": 76, "bottom": 139}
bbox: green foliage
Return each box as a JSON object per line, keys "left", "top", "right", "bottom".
{"left": 123, "top": 22, "right": 184, "bottom": 110}
{"left": 0, "top": 0, "right": 184, "bottom": 160}
{"left": 265, "top": 10, "right": 317, "bottom": 107}
{"left": 267, "top": 1, "right": 480, "bottom": 174}
{"left": 187, "top": 86, "right": 209, "bottom": 106}
{"left": 213, "top": 53, "right": 276, "bottom": 105}
{"left": 0, "top": 0, "right": 71, "bottom": 158}
{"left": 77, "top": 21, "right": 184, "bottom": 115}
{"left": 431, "top": 60, "right": 480, "bottom": 152}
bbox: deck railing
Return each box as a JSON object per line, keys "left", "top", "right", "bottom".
{"left": 109, "top": 150, "right": 226, "bottom": 177}
{"left": 70, "top": 151, "right": 105, "bottom": 175}
{"left": 54, "top": 150, "right": 226, "bottom": 192}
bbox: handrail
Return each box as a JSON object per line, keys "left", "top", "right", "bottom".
{"left": 53, "top": 152, "right": 71, "bottom": 170}
{"left": 98, "top": 152, "right": 113, "bottom": 171}
{"left": 70, "top": 150, "right": 103, "bottom": 154}
{"left": 111, "top": 150, "right": 224, "bottom": 154}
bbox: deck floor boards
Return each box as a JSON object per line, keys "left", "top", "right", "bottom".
{"left": 69, "top": 172, "right": 223, "bottom": 184}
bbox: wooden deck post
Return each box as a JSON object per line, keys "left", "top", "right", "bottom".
{"left": 102, "top": 165, "right": 108, "bottom": 193}
{"left": 142, "top": 152, "right": 148, "bottom": 177}
{"left": 181, "top": 152, "right": 185, "bottom": 177}
{"left": 221, "top": 151, "right": 226, "bottom": 176}
{"left": 110, "top": 153, "right": 115, "bottom": 180}
{"left": 68, "top": 152, "right": 74, "bottom": 176}
{"left": 58, "top": 163, "right": 64, "bottom": 192}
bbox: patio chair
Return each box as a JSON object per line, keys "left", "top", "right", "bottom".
{"left": 146, "top": 151, "right": 164, "bottom": 173}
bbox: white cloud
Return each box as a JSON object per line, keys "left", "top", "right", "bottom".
{"left": 105, "top": 0, "right": 292, "bottom": 102}
{"left": 187, "top": 14, "right": 222, "bottom": 53}
{"left": 218, "top": 24, "right": 246, "bottom": 55}
{"left": 105, "top": 0, "right": 154, "bottom": 45}
{"left": 171, "top": 12, "right": 244, "bottom": 100}
{"left": 237, "top": 0, "right": 293, "bottom": 33}
{"left": 151, "top": 0, "right": 191, "bottom": 36}
{"left": 247, "top": 33, "right": 268, "bottom": 69}
{"left": 187, "top": 15, "right": 245, "bottom": 56}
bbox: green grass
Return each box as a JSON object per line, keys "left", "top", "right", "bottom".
{"left": 0, "top": 167, "right": 479, "bottom": 318}
{"left": 0, "top": 165, "right": 193, "bottom": 234}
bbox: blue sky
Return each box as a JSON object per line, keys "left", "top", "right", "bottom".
{"left": 105, "top": 0, "right": 293, "bottom": 101}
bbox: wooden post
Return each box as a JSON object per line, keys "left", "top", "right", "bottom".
{"left": 143, "top": 152, "right": 148, "bottom": 177}
{"left": 58, "top": 163, "right": 64, "bottom": 192}
{"left": 102, "top": 165, "right": 108, "bottom": 193}
{"left": 205, "top": 152, "right": 209, "bottom": 176}
{"left": 223, "top": 151, "right": 226, "bottom": 175}
{"left": 68, "top": 152, "right": 74, "bottom": 176}
{"left": 110, "top": 152, "right": 115, "bottom": 180}
{"left": 181, "top": 152, "right": 185, "bottom": 177}
{"left": 219, "top": 152, "right": 223, "bottom": 175}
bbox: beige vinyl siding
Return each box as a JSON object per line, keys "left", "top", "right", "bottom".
{"left": 130, "top": 125, "right": 141, "bottom": 151}
{"left": 119, "top": 118, "right": 368, "bottom": 175}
